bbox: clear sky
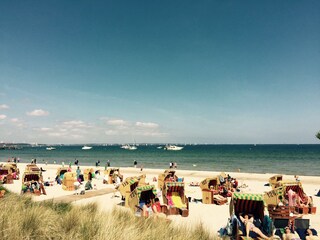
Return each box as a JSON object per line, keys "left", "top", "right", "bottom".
{"left": 0, "top": 1, "right": 319, "bottom": 144}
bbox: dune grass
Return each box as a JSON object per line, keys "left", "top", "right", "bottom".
{"left": 0, "top": 191, "right": 215, "bottom": 240}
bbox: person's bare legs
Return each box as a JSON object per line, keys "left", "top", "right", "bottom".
{"left": 252, "top": 227, "right": 269, "bottom": 239}
{"left": 246, "top": 224, "right": 250, "bottom": 238}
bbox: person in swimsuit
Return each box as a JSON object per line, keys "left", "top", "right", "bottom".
{"left": 240, "top": 214, "right": 269, "bottom": 239}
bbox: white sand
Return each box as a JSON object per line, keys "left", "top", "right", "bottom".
{"left": 2, "top": 162, "right": 320, "bottom": 235}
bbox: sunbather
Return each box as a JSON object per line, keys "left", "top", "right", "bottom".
{"left": 240, "top": 214, "right": 269, "bottom": 239}
{"left": 306, "top": 228, "right": 320, "bottom": 240}
{"left": 283, "top": 226, "right": 300, "bottom": 240}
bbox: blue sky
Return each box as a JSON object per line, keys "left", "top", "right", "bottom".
{"left": 0, "top": 1, "right": 319, "bottom": 144}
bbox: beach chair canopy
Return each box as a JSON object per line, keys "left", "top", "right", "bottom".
{"left": 107, "top": 168, "right": 120, "bottom": 176}
{"left": 25, "top": 164, "right": 40, "bottom": 173}
{"left": 56, "top": 167, "right": 69, "bottom": 177}
{"left": 23, "top": 173, "right": 41, "bottom": 182}
{"left": 165, "top": 182, "right": 185, "bottom": 192}
{"left": 200, "top": 177, "right": 220, "bottom": 190}
{"left": 4, "top": 163, "right": 19, "bottom": 173}
{"left": 264, "top": 181, "right": 307, "bottom": 206}
{"left": 164, "top": 169, "right": 176, "bottom": 175}
{"left": 0, "top": 168, "right": 10, "bottom": 175}
{"left": 127, "top": 184, "right": 157, "bottom": 211}
{"left": 119, "top": 177, "right": 139, "bottom": 196}
{"left": 230, "top": 193, "right": 265, "bottom": 222}
{"left": 269, "top": 175, "right": 283, "bottom": 185}
{"left": 163, "top": 170, "right": 177, "bottom": 180}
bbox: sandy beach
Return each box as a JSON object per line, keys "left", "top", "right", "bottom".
{"left": 2, "top": 162, "right": 320, "bottom": 236}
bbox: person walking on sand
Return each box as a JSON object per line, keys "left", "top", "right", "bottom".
{"left": 134, "top": 160, "right": 137, "bottom": 168}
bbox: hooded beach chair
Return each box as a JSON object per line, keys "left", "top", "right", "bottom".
{"left": 83, "top": 168, "right": 94, "bottom": 181}
{"left": 126, "top": 185, "right": 167, "bottom": 215}
{"left": 56, "top": 167, "right": 69, "bottom": 180}
{"left": 104, "top": 168, "right": 123, "bottom": 184}
{"left": 4, "top": 163, "right": 20, "bottom": 180}
{"left": 269, "top": 175, "right": 283, "bottom": 189}
{"left": 162, "top": 182, "right": 189, "bottom": 217}
{"left": 0, "top": 166, "right": 13, "bottom": 184}
{"left": 62, "top": 172, "right": 77, "bottom": 191}
{"left": 118, "top": 177, "right": 140, "bottom": 202}
{"left": 158, "top": 169, "right": 179, "bottom": 190}
{"left": 229, "top": 193, "right": 271, "bottom": 239}
{"left": 264, "top": 181, "right": 312, "bottom": 215}
{"left": 200, "top": 176, "right": 221, "bottom": 204}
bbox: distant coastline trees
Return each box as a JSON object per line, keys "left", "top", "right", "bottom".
{"left": 317, "top": 131, "right": 320, "bottom": 140}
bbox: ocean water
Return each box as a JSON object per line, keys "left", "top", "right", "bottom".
{"left": 1, "top": 144, "right": 320, "bottom": 176}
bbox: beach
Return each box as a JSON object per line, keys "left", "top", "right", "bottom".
{"left": 2, "top": 162, "right": 320, "bottom": 236}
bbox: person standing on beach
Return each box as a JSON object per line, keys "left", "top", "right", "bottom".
{"left": 134, "top": 160, "right": 137, "bottom": 168}
{"left": 107, "top": 160, "right": 110, "bottom": 167}
{"left": 76, "top": 166, "right": 81, "bottom": 181}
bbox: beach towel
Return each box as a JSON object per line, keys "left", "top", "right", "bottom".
{"left": 171, "top": 192, "right": 187, "bottom": 208}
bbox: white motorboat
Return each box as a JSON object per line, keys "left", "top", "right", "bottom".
{"left": 121, "top": 144, "right": 137, "bottom": 150}
{"left": 82, "top": 146, "right": 92, "bottom": 150}
{"left": 46, "top": 147, "right": 56, "bottom": 151}
{"left": 164, "top": 145, "right": 184, "bottom": 151}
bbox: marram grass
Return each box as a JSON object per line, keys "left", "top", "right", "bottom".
{"left": 0, "top": 192, "right": 217, "bottom": 240}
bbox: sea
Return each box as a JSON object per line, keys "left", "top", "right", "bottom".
{"left": 1, "top": 144, "right": 320, "bottom": 176}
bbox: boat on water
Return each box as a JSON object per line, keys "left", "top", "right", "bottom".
{"left": 82, "top": 146, "right": 92, "bottom": 150}
{"left": 46, "top": 147, "right": 56, "bottom": 151}
{"left": 121, "top": 144, "right": 137, "bottom": 150}
{"left": 164, "top": 145, "right": 184, "bottom": 151}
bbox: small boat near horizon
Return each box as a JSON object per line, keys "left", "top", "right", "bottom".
{"left": 121, "top": 144, "right": 137, "bottom": 150}
{"left": 46, "top": 147, "right": 56, "bottom": 151}
{"left": 164, "top": 145, "right": 184, "bottom": 151}
{"left": 82, "top": 146, "right": 92, "bottom": 150}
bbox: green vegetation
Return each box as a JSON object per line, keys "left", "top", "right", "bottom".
{"left": 0, "top": 192, "right": 215, "bottom": 240}
{"left": 317, "top": 131, "right": 320, "bottom": 140}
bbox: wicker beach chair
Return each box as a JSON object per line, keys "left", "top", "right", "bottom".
{"left": 104, "top": 168, "right": 123, "bottom": 184}
{"left": 229, "top": 193, "right": 272, "bottom": 239}
{"left": 158, "top": 169, "right": 179, "bottom": 190}
{"left": 162, "top": 181, "right": 189, "bottom": 217}
{"left": 200, "top": 176, "right": 220, "bottom": 204}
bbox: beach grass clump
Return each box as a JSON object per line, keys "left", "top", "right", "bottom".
{"left": 0, "top": 193, "right": 216, "bottom": 240}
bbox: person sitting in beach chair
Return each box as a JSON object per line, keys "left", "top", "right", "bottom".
{"left": 305, "top": 228, "right": 320, "bottom": 240}
{"left": 142, "top": 199, "right": 153, "bottom": 217}
{"left": 239, "top": 214, "right": 269, "bottom": 239}
{"left": 283, "top": 226, "right": 301, "bottom": 240}
{"left": 152, "top": 197, "right": 167, "bottom": 218}
{"left": 85, "top": 180, "right": 93, "bottom": 190}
